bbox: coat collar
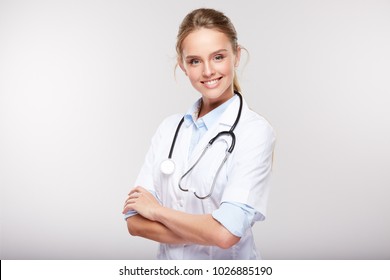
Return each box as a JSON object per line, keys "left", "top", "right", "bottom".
{"left": 217, "top": 94, "right": 247, "bottom": 128}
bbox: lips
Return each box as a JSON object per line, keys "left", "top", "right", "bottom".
{"left": 201, "top": 77, "right": 222, "bottom": 88}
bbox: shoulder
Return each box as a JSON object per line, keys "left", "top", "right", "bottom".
{"left": 239, "top": 106, "right": 276, "bottom": 142}
{"left": 232, "top": 106, "right": 276, "bottom": 161}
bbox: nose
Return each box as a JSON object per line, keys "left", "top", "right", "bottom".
{"left": 202, "top": 61, "right": 215, "bottom": 77}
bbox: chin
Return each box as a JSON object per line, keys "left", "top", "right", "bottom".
{"left": 200, "top": 86, "right": 233, "bottom": 100}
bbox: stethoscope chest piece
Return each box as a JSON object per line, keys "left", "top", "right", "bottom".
{"left": 160, "top": 159, "right": 175, "bottom": 175}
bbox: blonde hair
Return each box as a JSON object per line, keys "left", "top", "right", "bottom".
{"left": 176, "top": 8, "right": 242, "bottom": 92}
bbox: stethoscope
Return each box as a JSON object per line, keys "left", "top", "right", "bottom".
{"left": 160, "top": 91, "right": 243, "bottom": 199}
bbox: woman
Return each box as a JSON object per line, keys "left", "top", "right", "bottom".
{"left": 122, "top": 8, "right": 275, "bottom": 259}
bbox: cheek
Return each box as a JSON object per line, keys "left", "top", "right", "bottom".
{"left": 186, "top": 69, "right": 201, "bottom": 82}
{"left": 216, "top": 61, "right": 235, "bottom": 76}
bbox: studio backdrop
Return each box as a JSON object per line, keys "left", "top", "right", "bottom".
{"left": 1, "top": 0, "right": 389, "bottom": 259}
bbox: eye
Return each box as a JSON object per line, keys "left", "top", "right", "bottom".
{"left": 188, "top": 59, "right": 200, "bottom": 65}
{"left": 214, "top": 54, "right": 224, "bottom": 61}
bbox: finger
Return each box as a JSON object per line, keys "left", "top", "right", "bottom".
{"left": 127, "top": 192, "right": 142, "bottom": 200}
{"left": 125, "top": 192, "right": 138, "bottom": 203}
{"left": 128, "top": 186, "right": 138, "bottom": 195}
{"left": 135, "top": 186, "right": 147, "bottom": 192}
{"left": 128, "top": 186, "right": 147, "bottom": 195}
{"left": 123, "top": 195, "right": 137, "bottom": 208}
{"left": 122, "top": 200, "right": 136, "bottom": 213}
{"left": 128, "top": 188, "right": 141, "bottom": 195}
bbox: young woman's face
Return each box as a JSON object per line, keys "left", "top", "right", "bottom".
{"left": 179, "top": 28, "right": 240, "bottom": 105}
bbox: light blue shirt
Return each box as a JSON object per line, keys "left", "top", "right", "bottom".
{"left": 184, "top": 95, "right": 236, "bottom": 157}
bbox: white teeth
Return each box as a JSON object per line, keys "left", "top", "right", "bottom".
{"left": 204, "top": 79, "right": 219, "bottom": 85}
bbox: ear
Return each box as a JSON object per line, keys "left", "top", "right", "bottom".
{"left": 178, "top": 58, "right": 187, "bottom": 76}
{"left": 234, "top": 45, "right": 242, "bottom": 68}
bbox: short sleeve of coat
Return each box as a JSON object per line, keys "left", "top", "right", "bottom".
{"left": 221, "top": 113, "right": 276, "bottom": 221}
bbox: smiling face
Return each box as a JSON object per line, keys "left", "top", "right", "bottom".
{"left": 179, "top": 28, "right": 241, "bottom": 112}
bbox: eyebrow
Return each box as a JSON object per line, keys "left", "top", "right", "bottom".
{"left": 185, "top": 49, "right": 229, "bottom": 60}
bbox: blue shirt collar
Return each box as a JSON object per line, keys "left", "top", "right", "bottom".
{"left": 184, "top": 95, "right": 237, "bottom": 130}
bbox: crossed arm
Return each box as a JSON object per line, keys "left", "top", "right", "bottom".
{"left": 122, "top": 186, "right": 240, "bottom": 249}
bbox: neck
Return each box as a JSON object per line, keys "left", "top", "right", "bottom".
{"left": 198, "top": 91, "right": 235, "bottom": 118}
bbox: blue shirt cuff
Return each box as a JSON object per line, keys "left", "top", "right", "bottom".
{"left": 212, "top": 202, "right": 257, "bottom": 237}
{"left": 123, "top": 210, "right": 138, "bottom": 220}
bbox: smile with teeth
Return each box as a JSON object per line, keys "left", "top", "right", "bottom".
{"left": 202, "top": 77, "right": 222, "bottom": 86}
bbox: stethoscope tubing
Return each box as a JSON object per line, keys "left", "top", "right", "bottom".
{"left": 162, "top": 91, "right": 243, "bottom": 199}
{"left": 168, "top": 91, "right": 242, "bottom": 160}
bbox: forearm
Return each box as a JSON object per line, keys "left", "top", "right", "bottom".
{"left": 124, "top": 186, "right": 240, "bottom": 248}
{"left": 126, "top": 214, "right": 188, "bottom": 244}
{"left": 153, "top": 206, "right": 240, "bottom": 249}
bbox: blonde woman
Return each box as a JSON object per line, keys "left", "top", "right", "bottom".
{"left": 123, "top": 8, "right": 275, "bottom": 260}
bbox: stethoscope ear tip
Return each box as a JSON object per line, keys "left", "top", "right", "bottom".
{"left": 160, "top": 159, "right": 175, "bottom": 175}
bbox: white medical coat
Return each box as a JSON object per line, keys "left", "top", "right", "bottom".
{"left": 134, "top": 96, "right": 276, "bottom": 259}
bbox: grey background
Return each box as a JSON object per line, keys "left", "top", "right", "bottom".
{"left": 1, "top": 0, "right": 389, "bottom": 259}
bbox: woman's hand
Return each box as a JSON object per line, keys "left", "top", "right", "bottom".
{"left": 122, "top": 186, "right": 161, "bottom": 221}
